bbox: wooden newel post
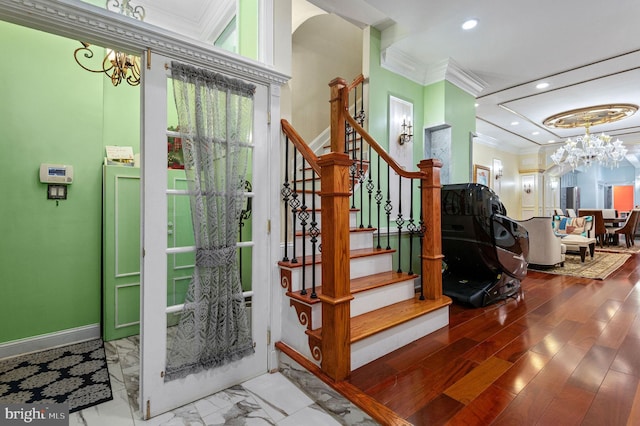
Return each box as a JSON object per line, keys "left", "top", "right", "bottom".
{"left": 318, "top": 153, "right": 353, "bottom": 382}
{"left": 418, "top": 159, "right": 444, "bottom": 300}
{"left": 316, "top": 77, "right": 353, "bottom": 382}
{"left": 328, "top": 77, "right": 348, "bottom": 153}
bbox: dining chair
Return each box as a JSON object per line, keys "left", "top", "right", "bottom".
{"left": 607, "top": 209, "right": 640, "bottom": 248}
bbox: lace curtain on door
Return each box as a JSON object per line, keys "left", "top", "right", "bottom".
{"left": 165, "top": 62, "right": 255, "bottom": 381}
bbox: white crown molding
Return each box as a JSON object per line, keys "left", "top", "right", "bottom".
{"left": 430, "top": 58, "right": 487, "bottom": 98}
{"left": 380, "top": 45, "right": 426, "bottom": 85}
{"left": 0, "top": 0, "right": 289, "bottom": 86}
{"left": 380, "top": 44, "right": 487, "bottom": 96}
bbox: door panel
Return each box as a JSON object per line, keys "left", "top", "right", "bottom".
{"left": 102, "top": 167, "right": 195, "bottom": 340}
{"left": 140, "top": 52, "right": 269, "bottom": 419}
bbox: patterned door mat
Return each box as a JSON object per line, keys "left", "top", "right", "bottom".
{"left": 0, "top": 339, "right": 113, "bottom": 413}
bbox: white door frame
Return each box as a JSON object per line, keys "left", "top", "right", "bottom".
{"left": 139, "top": 52, "right": 275, "bottom": 419}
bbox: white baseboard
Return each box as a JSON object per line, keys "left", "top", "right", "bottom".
{"left": 0, "top": 324, "right": 100, "bottom": 359}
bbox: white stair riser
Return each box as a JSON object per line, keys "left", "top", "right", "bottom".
{"left": 350, "top": 279, "right": 417, "bottom": 317}
{"left": 303, "top": 278, "right": 417, "bottom": 320}
{"left": 351, "top": 306, "right": 449, "bottom": 370}
{"left": 293, "top": 211, "right": 358, "bottom": 231}
{"left": 293, "top": 230, "right": 374, "bottom": 258}
{"left": 285, "top": 252, "right": 394, "bottom": 291}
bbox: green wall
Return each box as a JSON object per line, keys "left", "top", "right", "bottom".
{"left": 367, "top": 28, "right": 424, "bottom": 163}
{"left": 238, "top": 0, "right": 259, "bottom": 60}
{"left": 0, "top": 21, "right": 140, "bottom": 343}
{"left": 424, "top": 79, "right": 476, "bottom": 184}
{"left": 363, "top": 27, "right": 475, "bottom": 271}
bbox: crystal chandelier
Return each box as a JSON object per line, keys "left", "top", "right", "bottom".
{"left": 545, "top": 104, "right": 637, "bottom": 170}
{"left": 73, "top": 0, "right": 145, "bottom": 87}
{"left": 550, "top": 123, "right": 627, "bottom": 169}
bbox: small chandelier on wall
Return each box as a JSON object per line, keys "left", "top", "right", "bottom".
{"left": 546, "top": 104, "right": 636, "bottom": 170}
{"left": 73, "top": 0, "right": 145, "bottom": 87}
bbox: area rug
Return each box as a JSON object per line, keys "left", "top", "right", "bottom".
{"left": 0, "top": 339, "right": 112, "bottom": 413}
{"left": 529, "top": 252, "right": 631, "bottom": 280}
{"left": 595, "top": 244, "right": 640, "bottom": 254}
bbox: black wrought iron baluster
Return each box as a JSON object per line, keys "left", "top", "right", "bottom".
{"left": 309, "top": 172, "right": 319, "bottom": 299}
{"left": 358, "top": 138, "right": 365, "bottom": 229}
{"left": 396, "top": 177, "right": 404, "bottom": 273}
{"left": 344, "top": 122, "right": 351, "bottom": 154}
{"left": 350, "top": 131, "right": 357, "bottom": 210}
{"left": 375, "top": 154, "right": 383, "bottom": 249}
{"left": 366, "top": 144, "right": 374, "bottom": 229}
{"left": 290, "top": 146, "right": 300, "bottom": 264}
{"left": 385, "top": 164, "right": 392, "bottom": 250}
{"left": 299, "top": 156, "right": 309, "bottom": 295}
{"left": 407, "top": 179, "right": 417, "bottom": 275}
{"left": 281, "top": 137, "right": 291, "bottom": 261}
{"left": 418, "top": 190, "right": 426, "bottom": 300}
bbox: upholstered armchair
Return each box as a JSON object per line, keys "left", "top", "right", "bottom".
{"left": 552, "top": 215, "right": 593, "bottom": 237}
{"left": 515, "top": 216, "right": 565, "bottom": 268}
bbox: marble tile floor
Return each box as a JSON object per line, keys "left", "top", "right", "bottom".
{"left": 69, "top": 336, "right": 377, "bottom": 426}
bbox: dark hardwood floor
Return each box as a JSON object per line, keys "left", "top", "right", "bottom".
{"left": 348, "top": 250, "right": 640, "bottom": 425}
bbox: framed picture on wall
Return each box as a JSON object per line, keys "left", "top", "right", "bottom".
{"left": 473, "top": 164, "right": 490, "bottom": 186}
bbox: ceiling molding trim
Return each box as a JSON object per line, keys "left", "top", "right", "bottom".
{"left": 198, "top": 0, "right": 236, "bottom": 43}
{"left": 0, "top": 0, "right": 289, "bottom": 86}
{"left": 380, "top": 46, "right": 426, "bottom": 85}
{"left": 424, "top": 58, "right": 487, "bottom": 97}
{"left": 381, "top": 48, "right": 487, "bottom": 96}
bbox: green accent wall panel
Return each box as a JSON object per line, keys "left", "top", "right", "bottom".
{"left": 103, "top": 166, "right": 141, "bottom": 341}
{"left": 116, "top": 176, "right": 141, "bottom": 276}
{"left": 116, "top": 284, "right": 141, "bottom": 327}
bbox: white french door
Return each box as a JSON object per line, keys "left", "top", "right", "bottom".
{"left": 139, "top": 52, "right": 270, "bottom": 419}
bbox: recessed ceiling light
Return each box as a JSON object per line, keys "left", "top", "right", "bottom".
{"left": 536, "top": 82, "right": 549, "bottom": 89}
{"left": 474, "top": 103, "right": 479, "bottom": 107}
{"left": 511, "top": 121, "right": 519, "bottom": 126}
{"left": 548, "top": 140, "right": 555, "bottom": 143}
{"left": 462, "top": 19, "right": 478, "bottom": 30}
{"left": 532, "top": 131, "right": 540, "bottom": 135}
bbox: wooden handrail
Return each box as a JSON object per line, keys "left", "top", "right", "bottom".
{"left": 347, "top": 73, "right": 366, "bottom": 91}
{"left": 343, "top": 113, "right": 424, "bottom": 180}
{"left": 281, "top": 118, "right": 321, "bottom": 176}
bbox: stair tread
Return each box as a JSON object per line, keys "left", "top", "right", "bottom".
{"left": 286, "top": 271, "right": 419, "bottom": 305}
{"left": 307, "top": 295, "right": 452, "bottom": 343}
{"left": 278, "top": 247, "right": 394, "bottom": 269}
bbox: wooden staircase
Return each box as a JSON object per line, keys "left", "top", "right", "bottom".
{"left": 278, "top": 228, "right": 450, "bottom": 370}
{"left": 277, "top": 76, "right": 451, "bottom": 381}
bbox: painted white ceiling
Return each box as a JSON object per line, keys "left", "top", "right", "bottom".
{"left": 121, "top": 0, "right": 640, "bottom": 164}
{"left": 306, "top": 0, "right": 640, "bottom": 162}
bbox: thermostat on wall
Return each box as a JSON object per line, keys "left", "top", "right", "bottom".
{"left": 40, "top": 163, "right": 73, "bottom": 184}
